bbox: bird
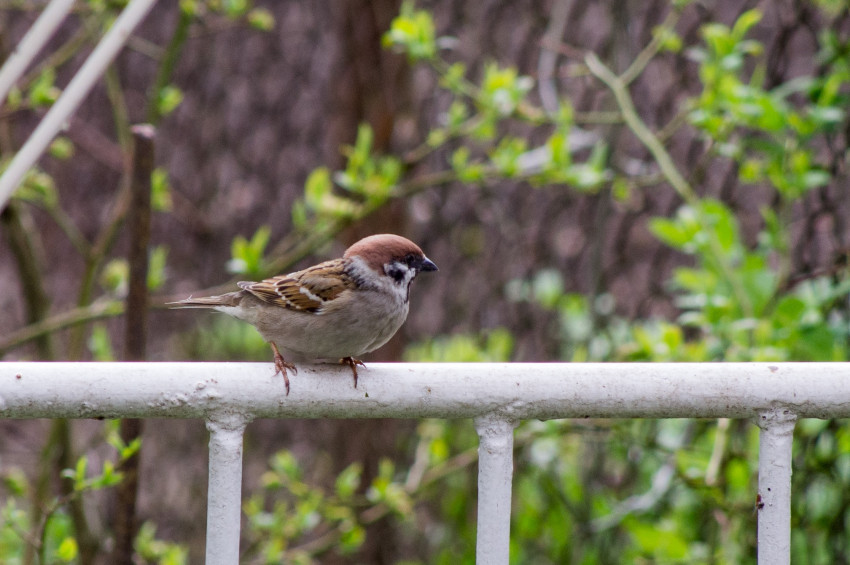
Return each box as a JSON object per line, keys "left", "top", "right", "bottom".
{"left": 170, "top": 234, "right": 437, "bottom": 395}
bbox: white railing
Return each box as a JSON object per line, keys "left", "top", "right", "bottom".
{"left": 2, "top": 362, "right": 849, "bottom": 564}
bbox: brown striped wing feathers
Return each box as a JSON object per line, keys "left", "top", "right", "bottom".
{"left": 237, "top": 259, "right": 355, "bottom": 313}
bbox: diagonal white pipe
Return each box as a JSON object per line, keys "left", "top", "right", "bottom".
{"left": 0, "top": 0, "right": 76, "bottom": 103}
{"left": 0, "top": 0, "right": 159, "bottom": 211}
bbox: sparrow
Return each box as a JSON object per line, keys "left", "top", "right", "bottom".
{"left": 170, "top": 234, "right": 437, "bottom": 395}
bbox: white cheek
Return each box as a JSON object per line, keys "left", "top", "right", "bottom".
{"left": 384, "top": 261, "right": 416, "bottom": 284}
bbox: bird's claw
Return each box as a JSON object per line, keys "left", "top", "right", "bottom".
{"left": 341, "top": 357, "right": 366, "bottom": 388}
{"left": 270, "top": 342, "right": 297, "bottom": 396}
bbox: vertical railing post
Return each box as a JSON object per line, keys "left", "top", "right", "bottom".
{"left": 205, "top": 413, "right": 250, "bottom": 565}
{"left": 756, "top": 408, "right": 797, "bottom": 565}
{"left": 474, "top": 415, "right": 519, "bottom": 565}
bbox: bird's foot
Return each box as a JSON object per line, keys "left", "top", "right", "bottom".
{"left": 340, "top": 357, "right": 366, "bottom": 388}
{"left": 270, "top": 342, "right": 297, "bottom": 396}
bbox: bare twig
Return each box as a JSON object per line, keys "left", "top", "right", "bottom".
{"left": 584, "top": 51, "right": 697, "bottom": 204}
{"left": 585, "top": 51, "right": 754, "bottom": 317}
{"left": 0, "top": 299, "right": 124, "bottom": 357}
{"left": 619, "top": 8, "right": 682, "bottom": 86}
{"left": 0, "top": 202, "right": 55, "bottom": 359}
{"left": 538, "top": 0, "right": 572, "bottom": 115}
{"left": 145, "top": 8, "right": 192, "bottom": 125}
{"left": 705, "top": 417, "right": 731, "bottom": 486}
{"left": 111, "top": 124, "right": 155, "bottom": 563}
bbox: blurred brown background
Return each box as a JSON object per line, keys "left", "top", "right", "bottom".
{"left": 1, "top": 0, "right": 847, "bottom": 562}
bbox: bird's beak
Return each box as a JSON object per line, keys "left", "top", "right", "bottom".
{"left": 419, "top": 257, "right": 438, "bottom": 272}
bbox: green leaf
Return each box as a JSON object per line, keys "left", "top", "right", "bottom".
{"left": 649, "top": 217, "right": 693, "bottom": 250}
{"left": 304, "top": 167, "right": 332, "bottom": 206}
{"left": 446, "top": 100, "right": 469, "bottom": 129}
{"left": 151, "top": 168, "right": 173, "bottom": 212}
{"left": 382, "top": 0, "right": 437, "bottom": 61}
{"left": 100, "top": 259, "right": 129, "bottom": 294}
{"left": 179, "top": 0, "right": 198, "bottom": 16}
{"left": 440, "top": 62, "right": 468, "bottom": 92}
{"left": 156, "top": 85, "right": 184, "bottom": 117}
{"left": 530, "top": 269, "right": 564, "bottom": 309}
{"left": 427, "top": 128, "right": 448, "bottom": 147}
{"left": 71, "top": 457, "right": 88, "bottom": 491}
{"left": 339, "top": 523, "right": 366, "bottom": 553}
{"left": 731, "top": 9, "right": 763, "bottom": 42}
{"left": 564, "top": 162, "right": 607, "bottom": 191}
{"left": 545, "top": 131, "right": 571, "bottom": 171}
{"left": 134, "top": 521, "right": 189, "bottom": 564}
{"left": 29, "top": 67, "right": 60, "bottom": 107}
{"left": 88, "top": 324, "right": 115, "bottom": 362}
{"left": 49, "top": 137, "right": 74, "bottom": 160}
{"left": 739, "top": 158, "right": 764, "bottom": 183}
{"left": 801, "top": 169, "right": 830, "bottom": 190}
{"left": 247, "top": 7, "right": 275, "bottom": 31}
{"left": 222, "top": 0, "right": 248, "bottom": 18}
{"left": 451, "top": 147, "right": 484, "bottom": 182}
{"left": 773, "top": 296, "right": 806, "bottom": 327}
{"left": 335, "top": 463, "right": 363, "bottom": 500}
{"left": 147, "top": 245, "right": 169, "bottom": 291}
{"left": 653, "top": 25, "right": 683, "bottom": 53}
{"left": 3, "top": 467, "right": 29, "bottom": 496}
{"left": 6, "top": 85, "right": 22, "bottom": 109}
{"left": 227, "top": 226, "right": 270, "bottom": 276}
{"left": 479, "top": 63, "right": 534, "bottom": 116}
{"left": 13, "top": 169, "right": 57, "bottom": 208}
{"left": 95, "top": 460, "right": 123, "bottom": 488}
{"left": 56, "top": 537, "right": 78, "bottom": 562}
{"left": 489, "top": 136, "right": 528, "bottom": 177}
{"left": 699, "top": 199, "right": 738, "bottom": 255}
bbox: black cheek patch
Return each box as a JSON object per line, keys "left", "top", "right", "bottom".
{"left": 385, "top": 262, "right": 408, "bottom": 284}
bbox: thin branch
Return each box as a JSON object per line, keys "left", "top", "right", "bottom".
{"left": 584, "top": 52, "right": 697, "bottom": 204}
{"left": 145, "top": 8, "right": 192, "bottom": 125}
{"left": 538, "top": 0, "right": 572, "bottom": 115}
{"left": 619, "top": 8, "right": 682, "bottom": 86}
{"left": 111, "top": 125, "right": 155, "bottom": 564}
{"left": 584, "top": 51, "right": 754, "bottom": 317}
{"left": 0, "top": 299, "right": 124, "bottom": 357}
{"left": 0, "top": 202, "right": 55, "bottom": 359}
{"left": 705, "top": 417, "right": 731, "bottom": 486}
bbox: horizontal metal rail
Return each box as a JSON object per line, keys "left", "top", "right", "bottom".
{"left": 1, "top": 361, "right": 844, "bottom": 564}
{"left": 2, "top": 362, "right": 848, "bottom": 419}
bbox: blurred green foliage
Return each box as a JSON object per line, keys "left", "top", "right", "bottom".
{"left": 381, "top": 4, "right": 849, "bottom": 564}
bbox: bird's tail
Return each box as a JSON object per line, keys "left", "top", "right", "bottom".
{"left": 167, "top": 292, "right": 241, "bottom": 309}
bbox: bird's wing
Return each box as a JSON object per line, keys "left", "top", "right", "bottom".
{"left": 237, "top": 259, "right": 355, "bottom": 313}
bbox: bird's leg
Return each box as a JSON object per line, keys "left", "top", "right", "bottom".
{"left": 270, "top": 342, "right": 297, "bottom": 396}
{"left": 340, "top": 357, "right": 366, "bottom": 388}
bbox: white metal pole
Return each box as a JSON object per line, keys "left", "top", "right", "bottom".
{"left": 4, "top": 362, "right": 850, "bottom": 421}
{"left": 475, "top": 415, "right": 518, "bottom": 565}
{"left": 0, "top": 0, "right": 76, "bottom": 103}
{"left": 0, "top": 0, "right": 159, "bottom": 211}
{"left": 756, "top": 408, "right": 796, "bottom": 565}
{"left": 205, "top": 413, "right": 250, "bottom": 565}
